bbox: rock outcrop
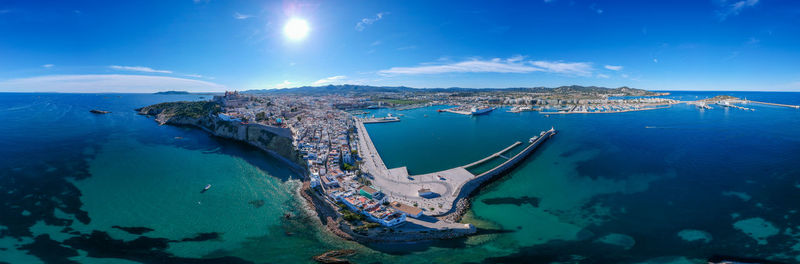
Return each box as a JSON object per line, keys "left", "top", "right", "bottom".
{"left": 136, "top": 101, "right": 305, "bottom": 171}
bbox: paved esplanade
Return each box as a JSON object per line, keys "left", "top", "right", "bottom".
{"left": 355, "top": 120, "right": 526, "bottom": 216}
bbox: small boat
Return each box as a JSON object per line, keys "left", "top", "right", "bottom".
{"left": 201, "top": 184, "right": 211, "bottom": 193}
{"left": 89, "top": 109, "right": 110, "bottom": 114}
{"left": 529, "top": 136, "right": 538, "bottom": 143}
{"left": 423, "top": 114, "right": 428, "bottom": 117}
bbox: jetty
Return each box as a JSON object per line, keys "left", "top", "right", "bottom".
{"left": 355, "top": 120, "right": 556, "bottom": 218}
{"left": 745, "top": 100, "right": 800, "bottom": 109}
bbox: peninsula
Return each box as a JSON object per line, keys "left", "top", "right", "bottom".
{"left": 137, "top": 85, "right": 732, "bottom": 243}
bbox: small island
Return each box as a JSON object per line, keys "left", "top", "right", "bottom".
{"left": 89, "top": 109, "right": 111, "bottom": 114}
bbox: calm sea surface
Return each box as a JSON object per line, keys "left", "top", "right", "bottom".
{"left": 1, "top": 91, "right": 799, "bottom": 263}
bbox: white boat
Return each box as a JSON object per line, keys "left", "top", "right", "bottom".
{"left": 201, "top": 184, "right": 211, "bottom": 193}
{"left": 470, "top": 107, "right": 494, "bottom": 115}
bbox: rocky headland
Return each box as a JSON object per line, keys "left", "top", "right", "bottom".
{"left": 135, "top": 101, "right": 305, "bottom": 172}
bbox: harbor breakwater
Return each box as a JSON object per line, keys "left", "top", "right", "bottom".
{"left": 442, "top": 129, "right": 557, "bottom": 222}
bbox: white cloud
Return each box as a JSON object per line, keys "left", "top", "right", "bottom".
{"left": 42, "top": 64, "right": 54, "bottom": 68}
{"left": 0, "top": 74, "right": 225, "bottom": 93}
{"left": 109, "top": 65, "right": 172, "bottom": 74}
{"left": 312, "top": 75, "right": 347, "bottom": 85}
{"left": 379, "top": 57, "right": 594, "bottom": 77}
{"left": 604, "top": 65, "right": 623, "bottom": 71}
{"left": 273, "top": 80, "right": 294, "bottom": 89}
{"left": 233, "top": 12, "right": 253, "bottom": 20}
{"left": 371, "top": 40, "right": 382, "bottom": 46}
{"left": 716, "top": 0, "right": 759, "bottom": 20}
{"left": 355, "top": 12, "right": 388, "bottom": 31}
{"left": 596, "top": 74, "right": 610, "bottom": 79}
{"left": 184, "top": 74, "right": 204, "bottom": 78}
{"left": 397, "top": 45, "right": 416, "bottom": 50}
{"left": 530, "top": 61, "right": 593, "bottom": 76}
{"left": 653, "top": 58, "right": 659, "bottom": 63}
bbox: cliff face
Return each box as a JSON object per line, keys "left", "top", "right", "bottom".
{"left": 136, "top": 101, "right": 306, "bottom": 171}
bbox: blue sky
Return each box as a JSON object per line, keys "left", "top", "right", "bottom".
{"left": 0, "top": 0, "right": 799, "bottom": 92}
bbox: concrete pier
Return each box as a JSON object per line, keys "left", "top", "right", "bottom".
{"left": 746, "top": 100, "right": 800, "bottom": 109}
{"left": 355, "top": 119, "right": 556, "bottom": 217}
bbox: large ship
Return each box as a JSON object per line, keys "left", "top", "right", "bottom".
{"left": 470, "top": 107, "right": 495, "bottom": 115}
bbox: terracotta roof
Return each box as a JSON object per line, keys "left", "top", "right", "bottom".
{"left": 390, "top": 201, "right": 422, "bottom": 216}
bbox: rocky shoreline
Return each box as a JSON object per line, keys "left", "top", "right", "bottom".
{"left": 136, "top": 102, "right": 306, "bottom": 173}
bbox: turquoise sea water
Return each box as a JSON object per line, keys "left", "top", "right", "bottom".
{"left": 1, "top": 92, "right": 800, "bottom": 263}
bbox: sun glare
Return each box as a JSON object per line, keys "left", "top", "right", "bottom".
{"left": 284, "top": 18, "right": 309, "bottom": 41}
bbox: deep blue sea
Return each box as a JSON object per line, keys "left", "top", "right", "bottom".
{"left": 1, "top": 91, "right": 800, "bottom": 264}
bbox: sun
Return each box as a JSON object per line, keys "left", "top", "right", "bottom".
{"left": 283, "top": 18, "right": 309, "bottom": 41}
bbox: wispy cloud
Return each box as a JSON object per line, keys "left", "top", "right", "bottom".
{"left": 233, "top": 12, "right": 253, "bottom": 20}
{"left": 184, "top": 73, "right": 205, "bottom": 78}
{"left": 313, "top": 75, "right": 347, "bottom": 85}
{"left": 745, "top": 37, "right": 760, "bottom": 46}
{"left": 604, "top": 65, "right": 623, "bottom": 71}
{"left": 273, "top": 80, "right": 294, "bottom": 89}
{"left": 42, "top": 64, "right": 54, "bottom": 68}
{"left": 716, "top": 0, "right": 759, "bottom": 20}
{"left": 371, "top": 40, "right": 382, "bottom": 46}
{"left": 379, "top": 57, "right": 593, "bottom": 76}
{"left": 590, "top": 4, "right": 604, "bottom": 14}
{"left": 397, "top": 45, "right": 416, "bottom": 51}
{"left": 596, "top": 73, "right": 610, "bottom": 79}
{"left": 110, "top": 65, "right": 172, "bottom": 74}
{"left": 0, "top": 74, "right": 225, "bottom": 93}
{"left": 356, "top": 12, "right": 388, "bottom": 31}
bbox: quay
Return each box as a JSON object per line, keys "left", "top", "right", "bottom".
{"left": 716, "top": 102, "right": 755, "bottom": 111}
{"left": 440, "top": 108, "right": 472, "bottom": 115}
{"left": 358, "top": 116, "right": 401, "bottom": 124}
{"left": 355, "top": 119, "right": 556, "bottom": 220}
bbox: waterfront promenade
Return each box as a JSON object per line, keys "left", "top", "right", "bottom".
{"left": 355, "top": 119, "right": 556, "bottom": 218}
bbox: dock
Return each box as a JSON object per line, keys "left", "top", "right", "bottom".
{"left": 356, "top": 119, "right": 555, "bottom": 217}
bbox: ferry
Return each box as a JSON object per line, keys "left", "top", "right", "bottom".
{"left": 201, "top": 184, "right": 211, "bottom": 193}
{"left": 470, "top": 107, "right": 495, "bottom": 115}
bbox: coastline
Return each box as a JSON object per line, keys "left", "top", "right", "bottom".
{"left": 137, "top": 104, "right": 476, "bottom": 243}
